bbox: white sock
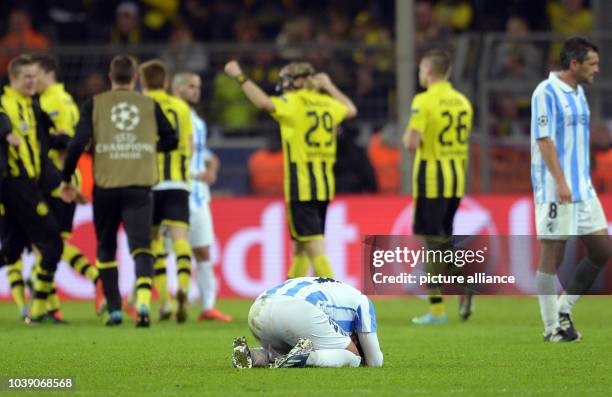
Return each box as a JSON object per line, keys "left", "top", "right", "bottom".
{"left": 558, "top": 293, "right": 580, "bottom": 314}
{"left": 536, "top": 271, "right": 559, "bottom": 334}
{"left": 196, "top": 261, "right": 216, "bottom": 311}
{"left": 305, "top": 350, "right": 361, "bottom": 368}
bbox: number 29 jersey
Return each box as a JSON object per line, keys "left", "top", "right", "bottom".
{"left": 407, "top": 81, "right": 473, "bottom": 199}
{"left": 270, "top": 89, "right": 347, "bottom": 202}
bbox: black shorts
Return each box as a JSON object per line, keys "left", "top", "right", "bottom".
{"left": 1, "top": 178, "right": 63, "bottom": 269}
{"left": 153, "top": 189, "right": 190, "bottom": 227}
{"left": 47, "top": 196, "right": 77, "bottom": 237}
{"left": 413, "top": 197, "right": 461, "bottom": 236}
{"left": 93, "top": 186, "right": 153, "bottom": 261}
{"left": 287, "top": 200, "right": 328, "bottom": 241}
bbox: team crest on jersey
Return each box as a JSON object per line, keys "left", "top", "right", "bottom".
{"left": 36, "top": 202, "right": 49, "bottom": 216}
{"left": 538, "top": 115, "right": 548, "bottom": 127}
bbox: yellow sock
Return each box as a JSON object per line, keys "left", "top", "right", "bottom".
{"left": 31, "top": 269, "right": 54, "bottom": 318}
{"left": 287, "top": 254, "right": 310, "bottom": 278}
{"left": 63, "top": 242, "right": 99, "bottom": 282}
{"left": 152, "top": 237, "right": 169, "bottom": 303}
{"left": 135, "top": 277, "right": 153, "bottom": 311}
{"left": 312, "top": 255, "right": 335, "bottom": 278}
{"left": 7, "top": 260, "right": 26, "bottom": 312}
{"left": 47, "top": 284, "right": 61, "bottom": 312}
{"left": 174, "top": 239, "right": 192, "bottom": 294}
{"left": 429, "top": 292, "right": 446, "bottom": 317}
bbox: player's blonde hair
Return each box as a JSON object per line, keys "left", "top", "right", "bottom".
{"left": 278, "top": 62, "right": 317, "bottom": 91}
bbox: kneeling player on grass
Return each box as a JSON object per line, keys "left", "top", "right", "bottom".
{"left": 232, "top": 277, "right": 383, "bottom": 368}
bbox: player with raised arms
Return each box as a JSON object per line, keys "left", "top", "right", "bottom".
{"left": 224, "top": 60, "right": 357, "bottom": 280}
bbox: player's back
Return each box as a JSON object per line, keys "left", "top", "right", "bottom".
{"left": 410, "top": 82, "right": 473, "bottom": 198}
{"left": 146, "top": 90, "right": 191, "bottom": 155}
{"left": 414, "top": 82, "right": 472, "bottom": 161}
{"left": 40, "top": 83, "right": 79, "bottom": 136}
{"left": 146, "top": 90, "right": 192, "bottom": 185}
{"left": 260, "top": 277, "right": 377, "bottom": 333}
{"left": 270, "top": 89, "right": 348, "bottom": 202}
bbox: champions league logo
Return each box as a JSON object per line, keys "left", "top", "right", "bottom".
{"left": 537, "top": 115, "right": 548, "bottom": 127}
{"left": 111, "top": 102, "right": 140, "bottom": 131}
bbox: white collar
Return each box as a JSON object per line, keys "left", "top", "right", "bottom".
{"left": 549, "top": 72, "right": 579, "bottom": 94}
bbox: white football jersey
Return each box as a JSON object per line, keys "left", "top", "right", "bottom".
{"left": 259, "top": 277, "right": 378, "bottom": 334}
{"left": 530, "top": 72, "right": 596, "bottom": 204}
{"left": 190, "top": 109, "right": 212, "bottom": 206}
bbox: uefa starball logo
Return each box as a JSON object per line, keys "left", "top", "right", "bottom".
{"left": 111, "top": 102, "right": 140, "bottom": 131}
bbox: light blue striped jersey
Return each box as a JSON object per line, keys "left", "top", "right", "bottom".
{"left": 259, "top": 277, "right": 377, "bottom": 334}
{"left": 190, "top": 109, "right": 212, "bottom": 206}
{"left": 530, "top": 72, "right": 595, "bottom": 204}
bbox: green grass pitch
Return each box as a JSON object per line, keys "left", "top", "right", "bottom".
{"left": 1, "top": 297, "right": 611, "bottom": 397}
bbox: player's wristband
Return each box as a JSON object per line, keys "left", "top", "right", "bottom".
{"left": 235, "top": 73, "right": 249, "bottom": 85}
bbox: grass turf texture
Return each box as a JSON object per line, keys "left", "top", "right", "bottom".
{"left": 1, "top": 297, "right": 611, "bottom": 397}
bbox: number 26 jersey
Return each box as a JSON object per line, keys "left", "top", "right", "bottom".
{"left": 271, "top": 89, "right": 347, "bottom": 202}
{"left": 407, "top": 81, "right": 473, "bottom": 199}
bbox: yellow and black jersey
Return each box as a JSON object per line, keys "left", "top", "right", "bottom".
{"left": 145, "top": 90, "right": 192, "bottom": 187}
{"left": 0, "top": 86, "right": 42, "bottom": 179}
{"left": 270, "top": 89, "right": 347, "bottom": 202}
{"left": 40, "top": 83, "right": 79, "bottom": 170}
{"left": 407, "top": 81, "right": 473, "bottom": 198}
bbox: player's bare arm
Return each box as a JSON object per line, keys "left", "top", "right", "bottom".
{"left": 313, "top": 73, "right": 358, "bottom": 119}
{"left": 536, "top": 137, "right": 572, "bottom": 203}
{"left": 402, "top": 128, "right": 422, "bottom": 152}
{"left": 197, "top": 154, "right": 220, "bottom": 185}
{"left": 224, "top": 60, "right": 275, "bottom": 113}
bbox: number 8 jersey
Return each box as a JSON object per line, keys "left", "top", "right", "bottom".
{"left": 270, "top": 89, "right": 347, "bottom": 202}
{"left": 407, "top": 81, "right": 473, "bottom": 198}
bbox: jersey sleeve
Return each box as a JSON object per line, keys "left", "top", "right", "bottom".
{"left": 531, "top": 87, "right": 554, "bottom": 139}
{"left": 43, "top": 96, "right": 75, "bottom": 136}
{"left": 270, "top": 95, "right": 295, "bottom": 124}
{"left": 356, "top": 332, "right": 384, "bottom": 368}
{"left": 355, "top": 296, "right": 377, "bottom": 333}
{"left": 407, "top": 94, "right": 427, "bottom": 134}
{"left": 180, "top": 102, "right": 194, "bottom": 155}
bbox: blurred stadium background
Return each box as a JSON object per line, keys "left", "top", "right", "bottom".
{"left": 1, "top": 0, "right": 611, "bottom": 299}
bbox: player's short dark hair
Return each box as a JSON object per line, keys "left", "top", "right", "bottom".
{"left": 8, "top": 54, "right": 36, "bottom": 78}
{"left": 422, "top": 49, "right": 451, "bottom": 77}
{"left": 139, "top": 59, "right": 167, "bottom": 90}
{"left": 560, "top": 37, "right": 599, "bottom": 70}
{"left": 110, "top": 54, "right": 138, "bottom": 85}
{"left": 33, "top": 53, "right": 59, "bottom": 73}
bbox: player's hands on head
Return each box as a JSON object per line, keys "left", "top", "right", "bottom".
{"left": 556, "top": 180, "right": 572, "bottom": 204}
{"left": 6, "top": 133, "right": 20, "bottom": 147}
{"left": 313, "top": 73, "right": 332, "bottom": 90}
{"left": 224, "top": 61, "right": 243, "bottom": 78}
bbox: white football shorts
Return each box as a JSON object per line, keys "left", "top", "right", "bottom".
{"left": 247, "top": 295, "right": 351, "bottom": 355}
{"left": 535, "top": 197, "right": 608, "bottom": 240}
{"left": 189, "top": 201, "right": 214, "bottom": 249}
